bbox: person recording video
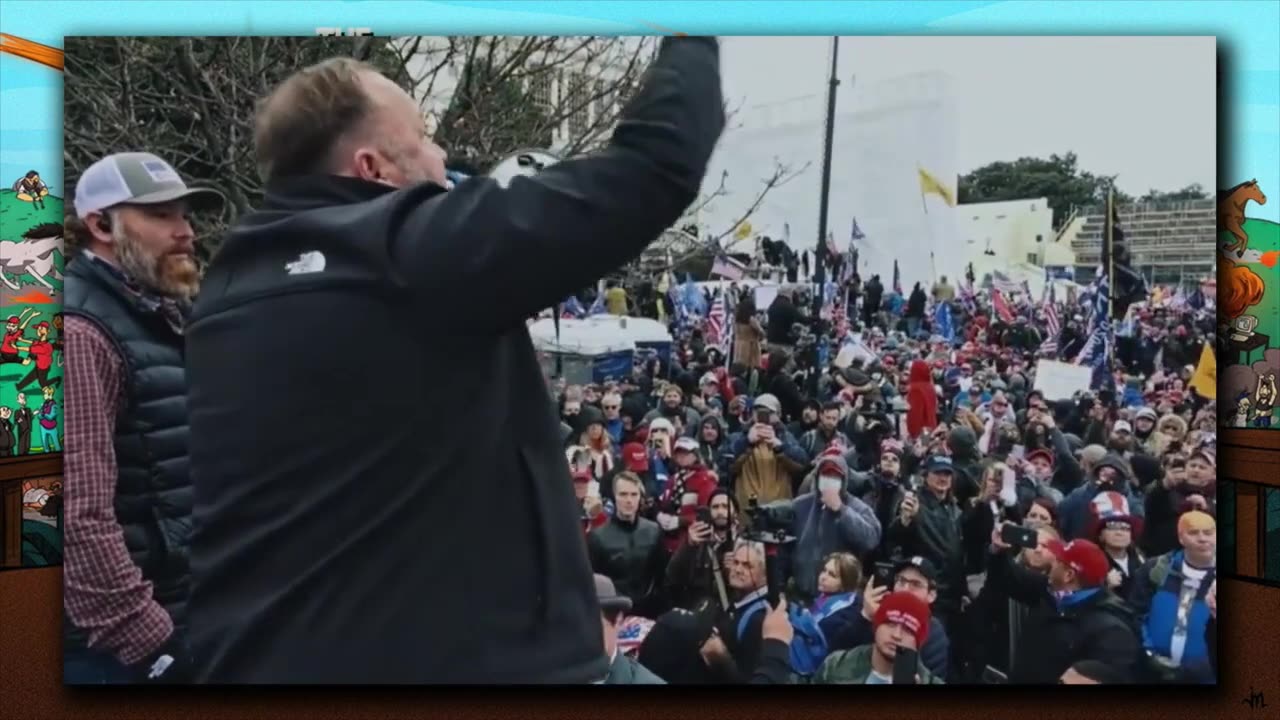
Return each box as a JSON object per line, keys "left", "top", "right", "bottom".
{"left": 182, "top": 36, "right": 726, "bottom": 683}
{"left": 727, "top": 395, "right": 807, "bottom": 523}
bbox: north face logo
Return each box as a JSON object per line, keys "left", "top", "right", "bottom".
{"left": 285, "top": 251, "right": 326, "bottom": 275}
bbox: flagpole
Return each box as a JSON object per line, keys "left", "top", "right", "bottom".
{"left": 1104, "top": 185, "right": 1116, "bottom": 386}
{"left": 813, "top": 35, "right": 840, "bottom": 326}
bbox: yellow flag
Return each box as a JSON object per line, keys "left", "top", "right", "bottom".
{"left": 1150, "top": 286, "right": 1164, "bottom": 307}
{"left": 735, "top": 221, "right": 753, "bottom": 241}
{"left": 1188, "top": 342, "right": 1216, "bottom": 400}
{"left": 918, "top": 166, "right": 956, "bottom": 207}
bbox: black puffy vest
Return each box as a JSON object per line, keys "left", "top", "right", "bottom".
{"left": 61, "top": 255, "right": 192, "bottom": 648}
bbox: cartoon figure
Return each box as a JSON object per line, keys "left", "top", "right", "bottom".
{"left": 0, "top": 223, "right": 64, "bottom": 291}
{"left": 1218, "top": 179, "right": 1266, "bottom": 258}
{"left": 0, "top": 406, "right": 13, "bottom": 457}
{"left": 1, "top": 309, "right": 37, "bottom": 366}
{"left": 38, "top": 385, "right": 59, "bottom": 452}
{"left": 14, "top": 392, "right": 34, "bottom": 455}
{"left": 1254, "top": 372, "right": 1277, "bottom": 428}
{"left": 17, "top": 320, "right": 59, "bottom": 391}
{"left": 52, "top": 312, "right": 64, "bottom": 367}
{"left": 21, "top": 480, "right": 52, "bottom": 511}
{"left": 1233, "top": 392, "right": 1253, "bottom": 428}
{"left": 11, "top": 170, "right": 50, "bottom": 210}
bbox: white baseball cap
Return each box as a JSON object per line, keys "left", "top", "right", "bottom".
{"left": 74, "top": 152, "right": 224, "bottom": 219}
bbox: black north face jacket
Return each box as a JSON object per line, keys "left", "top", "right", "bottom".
{"left": 184, "top": 36, "right": 724, "bottom": 683}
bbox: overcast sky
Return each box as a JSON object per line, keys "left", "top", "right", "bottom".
{"left": 718, "top": 36, "right": 1217, "bottom": 198}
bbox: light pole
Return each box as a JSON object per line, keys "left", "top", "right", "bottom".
{"left": 813, "top": 36, "right": 840, "bottom": 323}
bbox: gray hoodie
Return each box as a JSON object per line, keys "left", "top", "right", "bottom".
{"left": 786, "top": 454, "right": 882, "bottom": 597}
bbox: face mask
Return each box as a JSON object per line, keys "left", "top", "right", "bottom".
{"left": 818, "top": 476, "right": 843, "bottom": 493}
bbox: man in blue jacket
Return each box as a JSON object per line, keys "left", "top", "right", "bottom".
{"left": 1128, "top": 511, "right": 1217, "bottom": 683}
{"left": 1058, "top": 453, "right": 1146, "bottom": 542}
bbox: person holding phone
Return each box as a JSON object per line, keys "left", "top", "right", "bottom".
{"left": 823, "top": 556, "right": 951, "bottom": 680}
{"left": 986, "top": 523, "right": 1140, "bottom": 683}
{"left": 1057, "top": 453, "right": 1146, "bottom": 542}
{"left": 726, "top": 394, "right": 807, "bottom": 524}
{"left": 653, "top": 437, "right": 719, "bottom": 554}
{"left": 809, "top": 591, "right": 943, "bottom": 684}
{"left": 664, "top": 489, "right": 738, "bottom": 611}
{"left": 885, "top": 456, "right": 966, "bottom": 634}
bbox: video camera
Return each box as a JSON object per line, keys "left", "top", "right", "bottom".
{"left": 741, "top": 495, "right": 795, "bottom": 606}
{"left": 741, "top": 495, "right": 795, "bottom": 545}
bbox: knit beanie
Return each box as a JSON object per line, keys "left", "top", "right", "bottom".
{"left": 873, "top": 591, "right": 931, "bottom": 649}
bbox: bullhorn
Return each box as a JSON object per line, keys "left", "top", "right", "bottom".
{"left": 445, "top": 149, "right": 561, "bottom": 190}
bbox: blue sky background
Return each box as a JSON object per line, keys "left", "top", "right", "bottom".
{"left": 1, "top": 0, "right": 1276, "bottom": 221}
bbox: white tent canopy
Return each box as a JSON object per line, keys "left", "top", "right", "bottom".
{"left": 528, "top": 318, "right": 636, "bottom": 356}
{"left": 581, "top": 315, "right": 673, "bottom": 345}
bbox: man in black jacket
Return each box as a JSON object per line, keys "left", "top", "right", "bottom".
{"left": 884, "top": 455, "right": 965, "bottom": 633}
{"left": 588, "top": 473, "right": 667, "bottom": 618}
{"left": 987, "top": 523, "right": 1141, "bottom": 683}
{"left": 765, "top": 290, "right": 803, "bottom": 351}
{"left": 184, "top": 38, "right": 725, "bottom": 683}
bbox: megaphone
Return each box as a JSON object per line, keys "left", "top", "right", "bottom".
{"left": 489, "top": 149, "right": 561, "bottom": 188}
{"left": 445, "top": 149, "right": 561, "bottom": 190}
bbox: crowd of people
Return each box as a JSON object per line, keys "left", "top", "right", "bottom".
{"left": 563, "top": 268, "right": 1220, "bottom": 685}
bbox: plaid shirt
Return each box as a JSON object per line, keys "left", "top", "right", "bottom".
{"left": 63, "top": 310, "right": 173, "bottom": 665}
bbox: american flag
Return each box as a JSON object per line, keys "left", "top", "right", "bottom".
{"left": 616, "top": 616, "right": 655, "bottom": 654}
{"left": 990, "top": 271, "right": 1022, "bottom": 295}
{"left": 706, "top": 291, "right": 727, "bottom": 349}
{"left": 990, "top": 288, "right": 1015, "bottom": 324}
{"left": 1041, "top": 283, "right": 1060, "bottom": 356}
{"left": 711, "top": 254, "right": 746, "bottom": 281}
{"left": 830, "top": 290, "right": 849, "bottom": 340}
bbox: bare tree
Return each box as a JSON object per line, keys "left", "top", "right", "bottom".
{"left": 64, "top": 35, "right": 797, "bottom": 271}
{"left": 386, "top": 36, "right": 657, "bottom": 170}
{"left": 63, "top": 36, "right": 400, "bottom": 256}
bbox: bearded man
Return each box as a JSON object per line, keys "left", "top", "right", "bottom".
{"left": 62, "top": 151, "right": 224, "bottom": 684}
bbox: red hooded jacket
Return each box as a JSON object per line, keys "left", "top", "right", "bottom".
{"left": 655, "top": 463, "right": 717, "bottom": 553}
{"left": 905, "top": 359, "right": 939, "bottom": 439}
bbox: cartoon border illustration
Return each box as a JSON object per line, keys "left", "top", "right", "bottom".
{"left": 0, "top": 34, "right": 66, "bottom": 571}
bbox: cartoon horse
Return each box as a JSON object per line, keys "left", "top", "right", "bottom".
{"left": 1218, "top": 179, "right": 1266, "bottom": 257}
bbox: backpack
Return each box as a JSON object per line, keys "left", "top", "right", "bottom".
{"left": 736, "top": 599, "right": 829, "bottom": 677}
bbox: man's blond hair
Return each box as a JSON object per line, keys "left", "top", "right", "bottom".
{"left": 253, "top": 57, "right": 380, "bottom": 181}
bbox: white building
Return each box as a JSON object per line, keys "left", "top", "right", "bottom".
{"left": 958, "top": 196, "right": 1077, "bottom": 283}
{"left": 700, "top": 70, "right": 962, "bottom": 293}
{"left": 394, "top": 37, "right": 647, "bottom": 155}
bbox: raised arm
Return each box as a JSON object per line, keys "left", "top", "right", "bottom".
{"left": 388, "top": 37, "right": 725, "bottom": 331}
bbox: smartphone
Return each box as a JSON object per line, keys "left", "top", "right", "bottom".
{"left": 1000, "top": 523, "right": 1039, "bottom": 550}
{"left": 1010, "top": 444, "right": 1026, "bottom": 460}
{"left": 892, "top": 647, "right": 919, "bottom": 684}
{"left": 872, "top": 562, "right": 895, "bottom": 589}
{"left": 695, "top": 506, "right": 712, "bottom": 526}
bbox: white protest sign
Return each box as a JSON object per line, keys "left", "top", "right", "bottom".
{"left": 833, "top": 344, "right": 858, "bottom": 369}
{"left": 754, "top": 285, "right": 779, "bottom": 310}
{"left": 1033, "top": 359, "right": 1092, "bottom": 400}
